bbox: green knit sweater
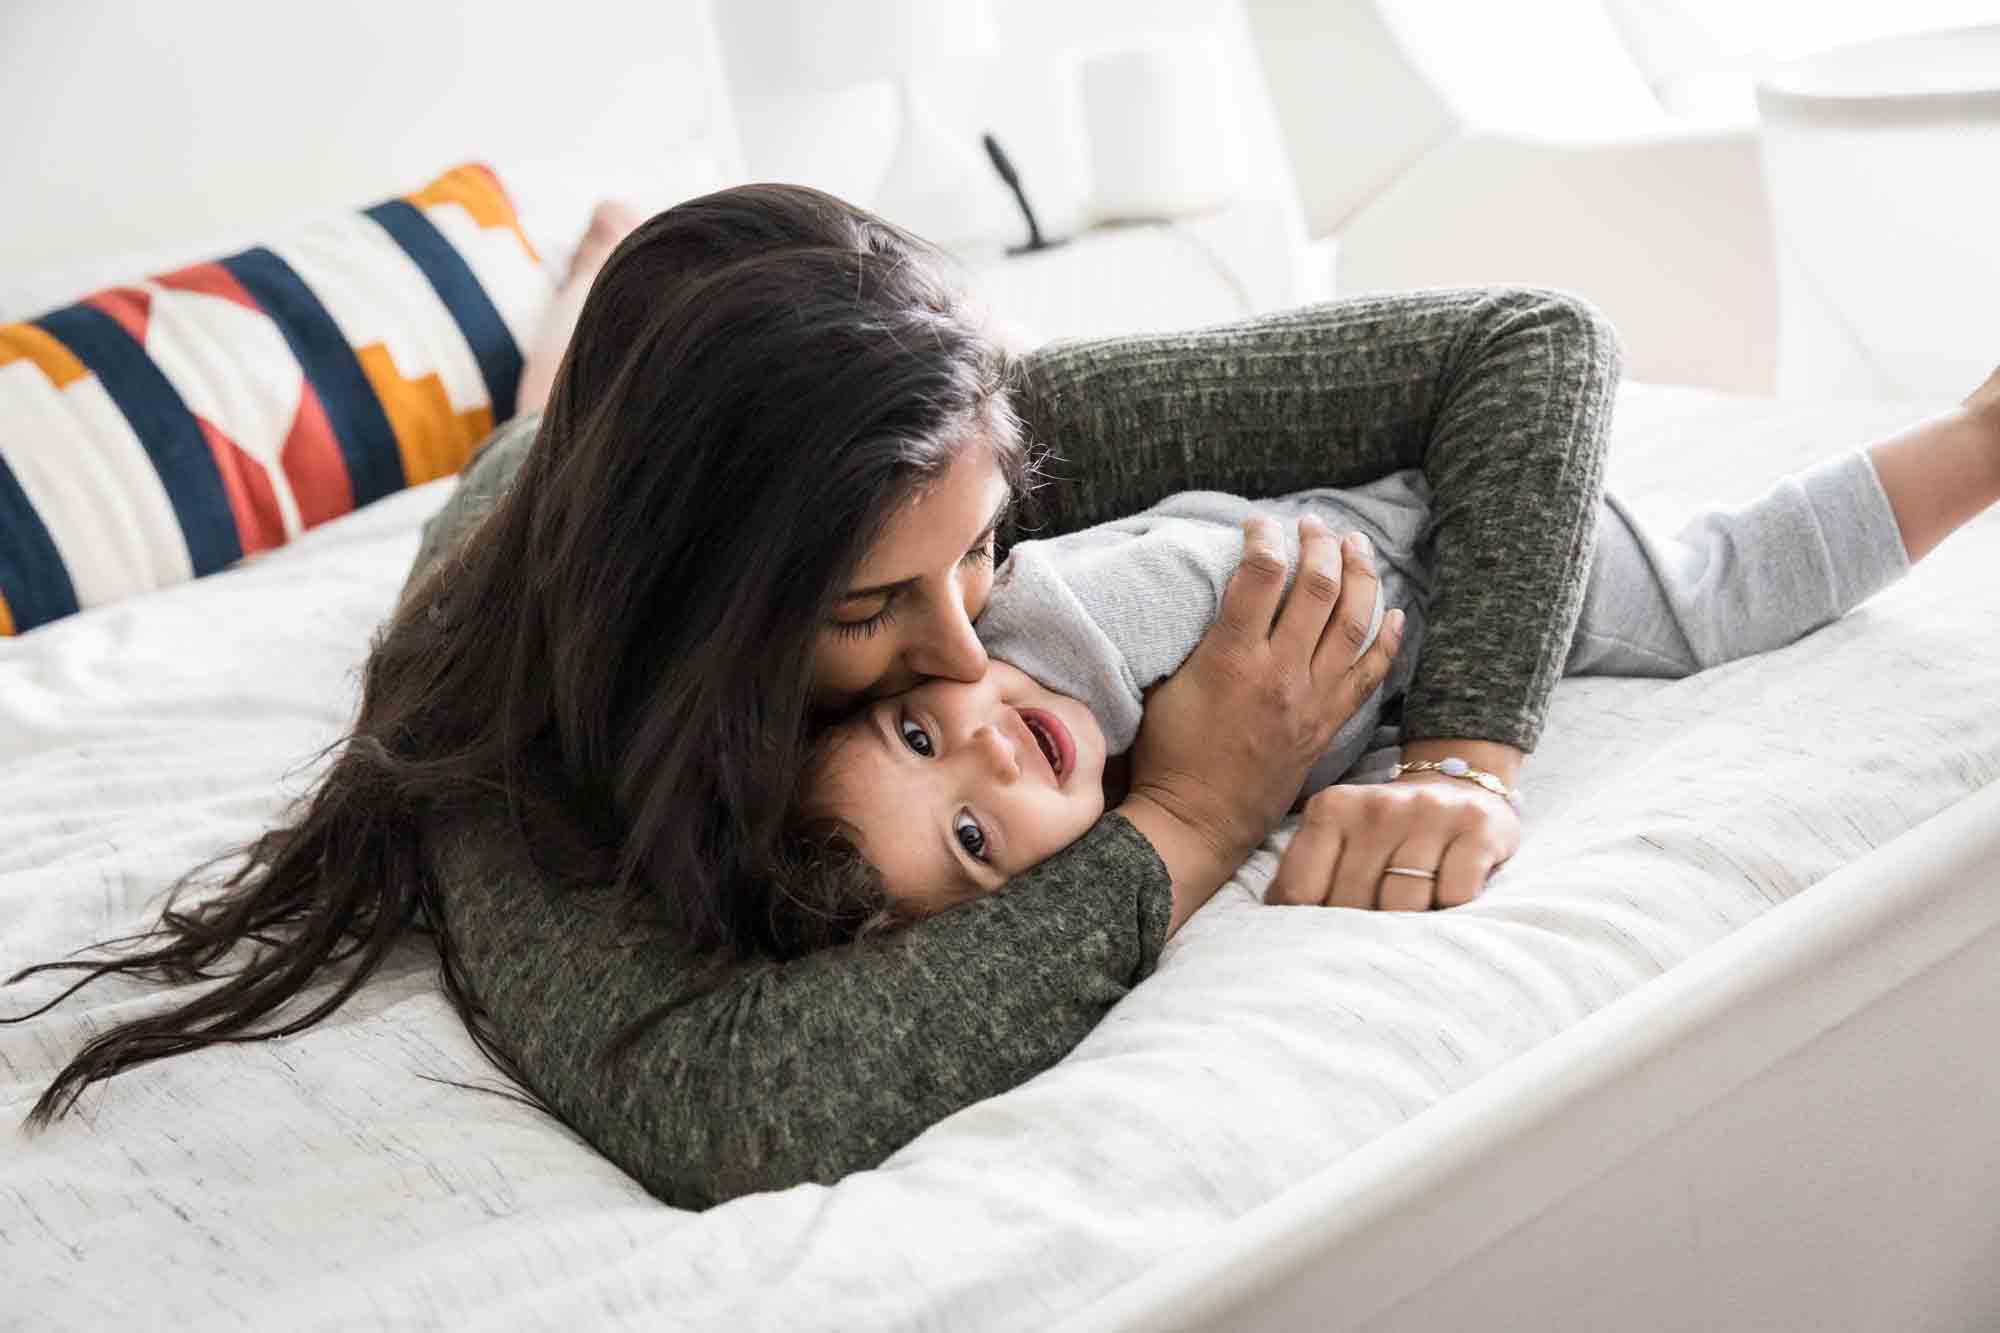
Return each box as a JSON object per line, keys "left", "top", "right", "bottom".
{"left": 408, "top": 288, "right": 1619, "bottom": 1209}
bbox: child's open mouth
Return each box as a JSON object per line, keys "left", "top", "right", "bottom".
{"left": 1019, "top": 708, "right": 1074, "bottom": 786}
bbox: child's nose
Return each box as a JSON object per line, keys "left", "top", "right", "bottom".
{"left": 971, "top": 723, "right": 1020, "bottom": 783}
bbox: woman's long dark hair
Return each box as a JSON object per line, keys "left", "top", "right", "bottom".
{"left": 4, "top": 184, "right": 1030, "bottom": 1127}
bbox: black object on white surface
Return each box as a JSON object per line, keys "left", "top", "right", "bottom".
{"left": 983, "top": 132, "right": 1065, "bottom": 256}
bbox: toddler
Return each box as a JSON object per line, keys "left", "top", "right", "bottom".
{"left": 796, "top": 386, "right": 2000, "bottom": 918}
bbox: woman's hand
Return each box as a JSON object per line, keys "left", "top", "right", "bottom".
{"left": 1267, "top": 776, "right": 1519, "bottom": 910}
{"left": 1118, "top": 514, "right": 1405, "bottom": 932}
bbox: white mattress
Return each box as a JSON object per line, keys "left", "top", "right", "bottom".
{"left": 4, "top": 384, "right": 1997, "bottom": 1330}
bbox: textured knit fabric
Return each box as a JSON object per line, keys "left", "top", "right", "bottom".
{"left": 979, "top": 452, "right": 1909, "bottom": 805}
{"left": 407, "top": 288, "right": 1621, "bottom": 1208}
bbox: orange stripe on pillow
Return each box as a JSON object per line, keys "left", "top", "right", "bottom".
{"left": 0, "top": 323, "right": 88, "bottom": 388}
{"left": 405, "top": 162, "right": 541, "bottom": 265}
{"left": 354, "top": 344, "right": 492, "bottom": 486}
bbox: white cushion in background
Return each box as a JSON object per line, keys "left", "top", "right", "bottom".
{"left": 0, "top": 154, "right": 731, "bottom": 324}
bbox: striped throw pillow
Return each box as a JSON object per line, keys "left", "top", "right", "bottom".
{"left": 0, "top": 162, "right": 553, "bottom": 636}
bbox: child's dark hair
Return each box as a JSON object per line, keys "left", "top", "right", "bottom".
{"left": 770, "top": 728, "right": 926, "bottom": 950}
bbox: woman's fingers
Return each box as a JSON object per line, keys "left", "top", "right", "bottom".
{"left": 1215, "top": 515, "right": 1290, "bottom": 647}
{"left": 1312, "top": 532, "right": 1382, "bottom": 675}
{"left": 1269, "top": 798, "right": 1344, "bottom": 906}
{"left": 1330, "top": 608, "right": 1404, "bottom": 724}
{"left": 1433, "top": 836, "right": 1496, "bottom": 909}
{"left": 1377, "top": 822, "right": 1449, "bottom": 911}
{"left": 1267, "top": 782, "right": 1513, "bottom": 914}
{"left": 1271, "top": 515, "right": 1343, "bottom": 663}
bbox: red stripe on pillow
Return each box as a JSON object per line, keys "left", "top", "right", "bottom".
{"left": 155, "top": 261, "right": 265, "bottom": 313}
{"left": 83, "top": 287, "right": 153, "bottom": 344}
{"left": 283, "top": 385, "right": 355, "bottom": 528}
{"left": 194, "top": 415, "right": 287, "bottom": 556}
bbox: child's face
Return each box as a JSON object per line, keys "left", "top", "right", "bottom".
{"left": 814, "top": 660, "right": 1108, "bottom": 913}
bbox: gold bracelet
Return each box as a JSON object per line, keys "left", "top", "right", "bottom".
{"left": 1391, "top": 757, "right": 1519, "bottom": 807}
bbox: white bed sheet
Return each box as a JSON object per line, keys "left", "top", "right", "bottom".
{"left": 4, "top": 384, "right": 1997, "bottom": 1330}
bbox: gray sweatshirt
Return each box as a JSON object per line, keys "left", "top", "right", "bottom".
{"left": 978, "top": 450, "right": 1908, "bottom": 797}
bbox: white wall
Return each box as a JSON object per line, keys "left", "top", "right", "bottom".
{"left": 0, "top": 0, "right": 741, "bottom": 277}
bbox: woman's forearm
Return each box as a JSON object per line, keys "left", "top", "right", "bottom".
{"left": 433, "top": 808, "right": 1173, "bottom": 1209}
{"left": 1117, "top": 791, "right": 1249, "bottom": 935}
{"left": 1014, "top": 288, "right": 1621, "bottom": 754}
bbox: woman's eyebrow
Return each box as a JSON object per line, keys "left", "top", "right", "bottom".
{"left": 841, "top": 573, "right": 919, "bottom": 603}
{"left": 838, "top": 495, "right": 1012, "bottom": 602}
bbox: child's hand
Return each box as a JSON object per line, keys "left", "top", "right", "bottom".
{"left": 1265, "top": 780, "right": 1517, "bottom": 911}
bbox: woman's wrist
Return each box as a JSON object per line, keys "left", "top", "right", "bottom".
{"left": 1394, "top": 738, "right": 1525, "bottom": 790}
{"left": 1114, "top": 792, "right": 1249, "bottom": 936}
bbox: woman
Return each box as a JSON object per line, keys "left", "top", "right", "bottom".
{"left": 8, "top": 185, "right": 1619, "bottom": 1209}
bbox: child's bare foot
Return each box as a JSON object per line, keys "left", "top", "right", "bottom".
{"left": 517, "top": 201, "right": 644, "bottom": 414}
{"left": 566, "top": 201, "right": 644, "bottom": 291}
{"left": 1964, "top": 363, "right": 2000, "bottom": 426}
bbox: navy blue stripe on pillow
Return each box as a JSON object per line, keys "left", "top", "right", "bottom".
{"left": 364, "top": 200, "right": 523, "bottom": 419}
{"left": 220, "top": 247, "right": 408, "bottom": 507}
{"left": 34, "top": 304, "right": 241, "bottom": 576}
{"left": 0, "top": 449, "right": 79, "bottom": 632}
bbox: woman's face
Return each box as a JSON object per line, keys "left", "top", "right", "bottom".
{"left": 811, "top": 443, "right": 1013, "bottom": 710}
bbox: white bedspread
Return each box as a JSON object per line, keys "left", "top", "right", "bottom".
{"left": 5, "top": 385, "right": 1997, "bottom": 1330}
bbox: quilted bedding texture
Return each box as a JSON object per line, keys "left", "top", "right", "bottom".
{"left": 3, "top": 384, "right": 1996, "bottom": 1331}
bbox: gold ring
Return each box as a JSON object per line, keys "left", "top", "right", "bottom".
{"left": 1382, "top": 866, "right": 1438, "bottom": 880}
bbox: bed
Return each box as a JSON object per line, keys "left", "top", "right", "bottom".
{"left": 5, "top": 6, "right": 1999, "bottom": 1331}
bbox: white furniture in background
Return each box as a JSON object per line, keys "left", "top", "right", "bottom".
{"left": 1756, "top": 24, "right": 2000, "bottom": 401}
{"left": 1244, "top": 0, "right": 1780, "bottom": 393}
{"left": 959, "top": 197, "right": 1330, "bottom": 345}
{"left": 721, "top": 0, "right": 1008, "bottom": 253}
{"left": 714, "top": 0, "right": 1316, "bottom": 275}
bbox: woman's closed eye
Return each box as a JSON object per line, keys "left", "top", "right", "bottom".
{"left": 831, "top": 594, "right": 899, "bottom": 640}
{"left": 830, "top": 527, "right": 999, "bottom": 640}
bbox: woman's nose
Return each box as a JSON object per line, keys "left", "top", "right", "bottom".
{"left": 912, "top": 592, "right": 989, "bottom": 684}
{"left": 970, "top": 723, "right": 1021, "bottom": 783}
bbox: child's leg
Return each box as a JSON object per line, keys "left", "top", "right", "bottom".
{"left": 1565, "top": 374, "right": 2000, "bottom": 676}
{"left": 1864, "top": 367, "right": 2000, "bottom": 562}
{"left": 516, "top": 201, "right": 643, "bottom": 415}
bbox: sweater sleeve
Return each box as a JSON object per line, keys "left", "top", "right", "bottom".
{"left": 1010, "top": 288, "right": 1620, "bottom": 752}
{"left": 431, "top": 807, "right": 1171, "bottom": 1210}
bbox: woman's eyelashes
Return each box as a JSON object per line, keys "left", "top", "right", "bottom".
{"left": 825, "top": 537, "right": 989, "bottom": 640}
{"left": 830, "top": 595, "right": 899, "bottom": 640}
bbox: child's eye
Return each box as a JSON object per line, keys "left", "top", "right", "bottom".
{"left": 952, "top": 810, "right": 988, "bottom": 861}
{"left": 899, "top": 716, "right": 935, "bottom": 758}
